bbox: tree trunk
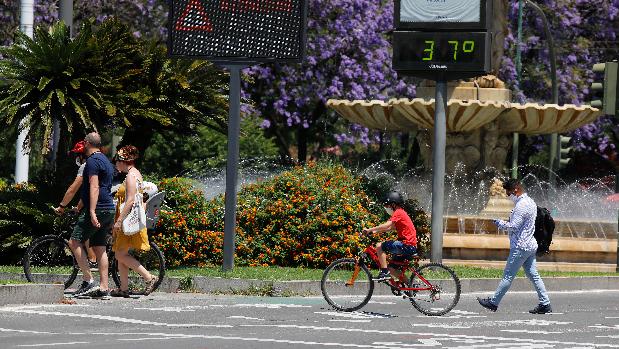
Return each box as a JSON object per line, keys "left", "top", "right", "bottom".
{"left": 297, "top": 125, "right": 308, "bottom": 164}
{"left": 490, "top": 0, "right": 509, "bottom": 75}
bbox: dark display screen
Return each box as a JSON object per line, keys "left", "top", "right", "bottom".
{"left": 393, "top": 31, "right": 490, "bottom": 75}
{"left": 168, "top": 0, "right": 307, "bottom": 62}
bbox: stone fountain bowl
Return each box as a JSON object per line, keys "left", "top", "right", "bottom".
{"left": 327, "top": 98, "right": 603, "bottom": 135}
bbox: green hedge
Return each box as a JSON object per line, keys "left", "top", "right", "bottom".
{"left": 152, "top": 162, "right": 430, "bottom": 268}
{"left": 0, "top": 181, "right": 64, "bottom": 264}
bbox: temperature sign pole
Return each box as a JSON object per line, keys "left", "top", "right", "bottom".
{"left": 393, "top": 0, "right": 493, "bottom": 263}
{"left": 168, "top": 0, "right": 308, "bottom": 271}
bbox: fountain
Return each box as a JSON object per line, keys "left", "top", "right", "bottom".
{"left": 358, "top": 159, "right": 618, "bottom": 272}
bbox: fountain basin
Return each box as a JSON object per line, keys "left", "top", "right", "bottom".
{"left": 442, "top": 216, "right": 618, "bottom": 265}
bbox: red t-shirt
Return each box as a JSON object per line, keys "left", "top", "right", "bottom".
{"left": 390, "top": 208, "right": 417, "bottom": 246}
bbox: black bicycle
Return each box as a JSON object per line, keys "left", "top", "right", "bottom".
{"left": 23, "top": 192, "right": 166, "bottom": 294}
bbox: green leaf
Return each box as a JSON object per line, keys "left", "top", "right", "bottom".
{"left": 55, "top": 89, "right": 66, "bottom": 106}
{"left": 37, "top": 76, "right": 51, "bottom": 91}
{"left": 105, "top": 104, "right": 117, "bottom": 116}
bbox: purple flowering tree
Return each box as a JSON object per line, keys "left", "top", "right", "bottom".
{"left": 499, "top": 0, "right": 619, "bottom": 167}
{"left": 243, "top": 0, "right": 415, "bottom": 162}
{"left": 0, "top": 0, "right": 166, "bottom": 46}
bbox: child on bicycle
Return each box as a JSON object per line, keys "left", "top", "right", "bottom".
{"left": 362, "top": 191, "right": 417, "bottom": 282}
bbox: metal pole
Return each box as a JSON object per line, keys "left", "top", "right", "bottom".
{"left": 48, "top": 0, "right": 74, "bottom": 168}
{"left": 512, "top": 0, "right": 524, "bottom": 179}
{"left": 15, "top": 0, "right": 34, "bottom": 183}
{"left": 526, "top": 1, "right": 558, "bottom": 184}
{"left": 616, "top": 209, "right": 618, "bottom": 273}
{"left": 59, "top": 0, "right": 74, "bottom": 35}
{"left": 222, "top": 65, "right": 244, "bottom": 271}
{"left": 430, "top": 79, "right": 447, "bottom": 263}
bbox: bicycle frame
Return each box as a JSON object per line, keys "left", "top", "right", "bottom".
{"left": 350, "top": 245, "right": 435, "bottom": 293}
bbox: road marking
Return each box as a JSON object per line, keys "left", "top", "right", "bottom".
{"left": 0, "top": 328, "right": 55, "bottom": 334}
{"left": 491, "top": 319, "right": 572, "bottom": 326}
{"left": 134, "top": 307, "right": 195, "bottom": 312}
{"left": 501, "top": 329, "right": 563, "bottom": 334}
{"left": 328, "top": 320, "right": 372, "bottom": 323}
{"left": 240, "top": 324, "right": 619, "bottom": 348}
{"left": 0, "top": 308, "right": 232, "bottom": 328}
{"left": 228, "top": 316, "right": 265, "bottom": 321}
{"left": 316, "top": 311, "right": 394, "bottom": 319}
{"left": 17, "top": 342, "right": 89, "bottom": 347}
{"left": 409, "top": 323, "right": 472, "bottom": 329}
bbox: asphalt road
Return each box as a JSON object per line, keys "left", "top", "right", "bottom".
{"left": 1, "top": 289, "right": 619, "bottom": 349}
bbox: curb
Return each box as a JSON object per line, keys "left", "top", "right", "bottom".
{"left": 0, "top": 284, "right": 64, "bottom": 306}
{"left": 3, "top": 272, "right": 619, "bottom": 297}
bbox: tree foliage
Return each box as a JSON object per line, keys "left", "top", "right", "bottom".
{"left": 243, "top": 0, "right": 415, "bottom": 162}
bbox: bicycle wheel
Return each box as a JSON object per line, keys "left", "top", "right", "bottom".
{"left": 23, "top": 235, "right": 78, "bottom": 289}
{"left": 408, "top": 263, "right": 461, "bottom": 316}
{"left": 321, "top": 258, "right": 374, "bottom": 312}
{"left": 111, "top": 241, "right": 165, "bottom": 294}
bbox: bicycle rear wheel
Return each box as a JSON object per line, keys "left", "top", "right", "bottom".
{"left": 321, "top": 258, "right": 374, "bottom": 312}
{"left": 23, "top": 235, "right": 78, "bottom": 289}
{"left": 111, "top": 241, "right": 165, "bottom": 294}
{"left": 408, "top": 263, "right": 461, "bottom": 316}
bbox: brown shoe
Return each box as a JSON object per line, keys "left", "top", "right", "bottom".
{"left": 110, "top": 289, "right": 131, "bottom": 298}
{"left": 143, "top": 277, "right": 158, "bottom": 296}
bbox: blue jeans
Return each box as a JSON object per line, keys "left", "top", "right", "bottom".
{"left": 491, "top": 248, "right": 550, "bottom": 306}
{"left": 381, "top": 240, "right": 417, "bottom": 256}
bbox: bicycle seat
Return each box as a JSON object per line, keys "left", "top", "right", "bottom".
{"left": 145, "top": 191, "right": 165, "bottom": 230}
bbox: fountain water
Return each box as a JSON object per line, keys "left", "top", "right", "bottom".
{"left": 360, "top": 159, "right": 618, "bottom": 268}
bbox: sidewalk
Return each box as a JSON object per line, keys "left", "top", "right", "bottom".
{"left": 2, "top": 271, "right": 619, "bottom": 303}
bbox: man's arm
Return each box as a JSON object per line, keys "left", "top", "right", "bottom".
{"left": 364, "top": 220, "right": 395, "bottom": 234}
{"left": 497, "top": 206, "right": 525, "bottom": 231}
{"left": 59, "top": 176, "right": 83, "bottom": 206}
{"left": 89, "top": 175, "right": 100, "bottom": 227}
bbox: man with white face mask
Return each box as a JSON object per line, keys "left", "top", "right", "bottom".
{"left": 54, "top": 140, "right": 98, "bottom": 270}
{"left": 478, "top": 178, "right": 552, "bottom": 314}
{"left": 362, "top": 191, "right": 418, "bottom": 282}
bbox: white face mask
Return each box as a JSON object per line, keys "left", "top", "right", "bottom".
{"left": 509, "top": 194, "right": 518, "bottom": 203}
{"left": 75, "top": 157, "right": 83, "bottom": 167}
{"left": 385, "top": 207, "right": 394, "bottom": 215}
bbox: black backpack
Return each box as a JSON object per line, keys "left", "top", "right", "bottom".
{"left": 534, "top": 206, "right": 555, "bottom": 256}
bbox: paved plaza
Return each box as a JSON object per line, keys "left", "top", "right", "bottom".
{"left": 1, "top": 289, "right": 619, "bottom": 348}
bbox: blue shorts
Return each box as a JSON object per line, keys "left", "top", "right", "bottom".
{"left": 381, "top": 240, "right": 417, "bottom": 256}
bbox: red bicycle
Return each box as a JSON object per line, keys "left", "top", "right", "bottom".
{"left": 321, "top": 243, "right": 461, "bottom": 316}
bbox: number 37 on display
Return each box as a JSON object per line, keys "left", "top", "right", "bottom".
{"left": 422, "top": 40, "right": 475, "bottom": 61}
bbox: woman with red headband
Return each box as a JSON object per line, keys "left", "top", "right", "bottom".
{"left": 110, "top": 145, "right": 157, "bottom": 297}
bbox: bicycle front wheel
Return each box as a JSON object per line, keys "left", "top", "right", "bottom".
{"left": 111, "top": 241, "right": 165, "bottom": 294}
{"left": 408, "top": 263, "right": 461, "bottom": 316}
{"left": 23, "top": 235, "right": 78, "bottom": 289}
{"left": 321, "top": 258, "right": 374, "bottom": 312}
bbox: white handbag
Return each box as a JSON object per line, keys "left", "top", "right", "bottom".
{"left": 121, "top": 192, "right": 146, "bottom": 235}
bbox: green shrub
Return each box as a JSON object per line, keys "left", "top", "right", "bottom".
{"left": 153, "top": 162, "right": 431, "bottom": 268}
{"left": 0, "top": 183, "right": 61, "bottom": 264}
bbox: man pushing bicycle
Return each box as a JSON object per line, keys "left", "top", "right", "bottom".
{"left": 362, "top": 191, "right": 418, "bottom": 282}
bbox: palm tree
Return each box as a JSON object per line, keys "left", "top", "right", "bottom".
{"left": 117, "top": 42, "right": 229, "bottom": 153}
{"left": 0, "top": 19, "right": 140, "bottom": 160}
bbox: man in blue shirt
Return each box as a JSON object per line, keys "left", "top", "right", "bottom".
{"left": 68, "top": 132, "right": 115, "bottom": 299}
{"left": 477, "top": 179, "right": 552, "bottom": 314}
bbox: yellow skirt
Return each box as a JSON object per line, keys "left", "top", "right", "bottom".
{"left": 112, "top": 228, "right": 150, "bottom": 252}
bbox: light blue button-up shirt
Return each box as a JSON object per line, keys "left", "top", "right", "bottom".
{"left": 496, "top": 193, "right": 538, "bottom": 251}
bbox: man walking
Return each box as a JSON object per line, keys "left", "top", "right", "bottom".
{"left": 477, "top": 179, "right": 552, "bottom": 314}
{"left": 68, "top": 132, "right": 116, "bottom": 299}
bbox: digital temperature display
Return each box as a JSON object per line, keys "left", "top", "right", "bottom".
{"left": 392, "top": 31, "right": 490, "bottom": 78}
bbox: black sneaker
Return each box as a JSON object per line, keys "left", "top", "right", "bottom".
{"left": 529, "top": 303, "right": 552, "bottom": 314}
{"left": 477, "top": 297, "right": 498, "bottom": 312}
{"left": 89, "top": 289, "right": 111, "bottom": 300}
{"left": 73, "top": 281, "right": 97, "bottom": 296}
{"left": 373, "top": 271, "right": 392, "bottom": 281}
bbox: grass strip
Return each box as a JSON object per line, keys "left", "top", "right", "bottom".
{"left": 1, "top": 264, "right": 617, "bottom": 281}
